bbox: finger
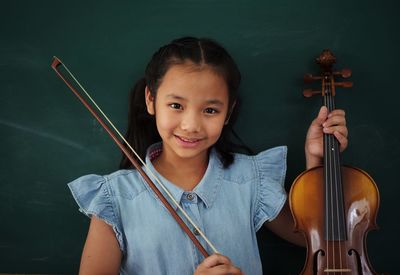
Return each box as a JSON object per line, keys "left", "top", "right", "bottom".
{"left": 323, "top": 114, "right": 346, "bottom": 128}
{"left": 211, "top": 264, "right": 243, "bottom": 275}
{"left": 202, "top": 254, "right": 231, "bottom": 268}
{"left": 333, "top": 131, "right": 349, "bottom": 152}
{"left": 328, "top": 109, "right": 346, "bottom": 118}
{"left": 323, "top": 125, "right": 348, "bottom": 138}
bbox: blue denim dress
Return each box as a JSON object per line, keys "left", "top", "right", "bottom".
{"left": 68, "top": 143, "right": 287, "bottom": 274}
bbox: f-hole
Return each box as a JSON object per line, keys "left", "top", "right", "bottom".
{"left": 314, "top": 249, "right": 325, "bottom": 274}
{"left": 348, "top": 249, "right": 363, "bottom": 274}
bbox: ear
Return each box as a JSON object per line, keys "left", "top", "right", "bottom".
{"left": 145, "top": 86, "right": 155, "bottom": 115}
{"left": 225, "top": 101, "right": 236, "bottom": 125}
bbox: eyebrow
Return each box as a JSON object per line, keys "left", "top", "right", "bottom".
{"left": 166, "top": 94, "right": 185, "bottom": 100}
{"left": 165, "top": 94, "right": 225, "bottom": 106}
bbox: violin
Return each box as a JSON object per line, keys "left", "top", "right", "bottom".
{"left": 289, "top": 50, "right": 380, "bottom": 275}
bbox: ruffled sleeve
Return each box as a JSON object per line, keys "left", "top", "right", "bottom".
{"left": 253, "top": 146, "right": 288, "bottom": 231}
{"left": 68, "top": 174, "right": 125, "bottom": 252}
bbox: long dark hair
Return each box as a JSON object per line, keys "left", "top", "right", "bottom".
{"left": 120, "top": 37, "right": 251, "bottom": 169}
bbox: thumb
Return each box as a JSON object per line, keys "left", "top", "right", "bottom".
{"left": 312, "top": 106, "right": 328, "bottom": 126}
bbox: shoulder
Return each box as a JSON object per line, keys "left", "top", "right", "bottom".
{"left": 67, "top": 170, "right": 147, "bottom": 254}
{"left": 103, "top": 169, "right": 149, "bottom": 200}
{"left": 69, "top": 169, "right": 148, "bottom": 201}
{"left": 223, "top": 146, "right": 287, "bottom": 182}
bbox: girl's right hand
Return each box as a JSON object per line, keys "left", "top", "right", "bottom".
{"left": 194, "top": 254, "right": 243, "bottom": 275}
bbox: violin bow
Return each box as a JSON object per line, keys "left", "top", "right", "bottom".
{"left": 51, "top": 56, "right": 219, "bottom": 258}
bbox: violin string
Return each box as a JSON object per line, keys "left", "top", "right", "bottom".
{"left": 327, "top": 80, "right": 341, "bottom": 272}
{"left": 58, "top": 58, "right": 219, "bottom": 254}
{"left": 324, "top": 78, "right": 335, "bottom": 268}
{"left": 332, "top": 77, "right": 349, "bottom": 270}
{"left": 327, "top": 80, "right": 336, "bottom": 271}
{"left": 322, "top": 81, "right": 327, "bottom": 267}
{"left": 322, "top": 78, "right": 331, "bottom": 269}
{"left": 330, "top": 77, "right": 345, "bottom": 273}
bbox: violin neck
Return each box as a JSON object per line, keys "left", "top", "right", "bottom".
{"left": 323, "top": 76, "right": 347, "bottom": 241}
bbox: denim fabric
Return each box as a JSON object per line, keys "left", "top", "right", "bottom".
{"left": 68, "top": 143, "right": 287, "bottom": 275}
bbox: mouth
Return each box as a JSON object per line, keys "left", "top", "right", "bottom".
{"left": 174, "top": 135, "right": 203, "bottom": 147}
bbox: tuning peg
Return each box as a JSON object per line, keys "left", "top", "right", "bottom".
{"left": 303, "top": 89, "right": 322, "bottom": 97}
{"left": 334, "top": 68, "right": 352, "bottom": 78}
{"left": 335, "top": 81, "right": 353, "bottom": 88}
{"left": 304, "top": 73, "right": 322, "bottom": 83}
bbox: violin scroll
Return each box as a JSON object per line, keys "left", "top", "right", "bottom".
{"left": 303, "top": 49, "right": 353, "bottom": 98}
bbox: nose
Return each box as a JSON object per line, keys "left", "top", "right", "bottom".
{"left": 180, "top": 111, "right": 201, "bottom": 133}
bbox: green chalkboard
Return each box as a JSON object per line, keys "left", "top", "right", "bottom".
{"left": 1, "top": 0, "right": 399, "bottom": 274}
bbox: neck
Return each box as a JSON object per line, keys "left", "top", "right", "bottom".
{"left": 323, "top": 79, "right": 347, "bottom": 241}
{"left": 152, "top": 151, "right": 209, "bottom": 191}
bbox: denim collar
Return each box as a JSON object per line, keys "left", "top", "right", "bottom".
{"left": 144, "top": 143, "right": 222, "bottom": 209}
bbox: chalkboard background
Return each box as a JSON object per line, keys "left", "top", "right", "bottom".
{"left": 1, "top": 0, "right": 399, "bottom": 274}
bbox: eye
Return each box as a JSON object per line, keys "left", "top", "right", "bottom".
{"left": 169, "top": 103, "right": 182, "bottom": 110}
{"left": 204, "top": 108, "right": 219, "bottom": 114}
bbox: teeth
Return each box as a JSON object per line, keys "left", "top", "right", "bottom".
{"left": 180, "top": 136, "right": 198, "bottom": 143}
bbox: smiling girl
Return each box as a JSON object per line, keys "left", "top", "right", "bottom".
{"left": 68, "top": 37, "right": 348, "bottom": 275}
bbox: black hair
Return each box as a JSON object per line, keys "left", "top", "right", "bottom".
{"left": 120, "top": 36, "right": 252, "bottom": 169}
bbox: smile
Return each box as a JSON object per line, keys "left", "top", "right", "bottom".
{"left": 174, "top": 135, "right": 203, "bottom": 147}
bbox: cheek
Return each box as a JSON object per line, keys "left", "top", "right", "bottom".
{"left": 155, "top": 112, "right": 177, "bottom": 133}
{"left": 207, "top": 120, "right": 226, "bottom": 138}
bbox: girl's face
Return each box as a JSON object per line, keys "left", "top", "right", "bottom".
{"left": 145, "top": 63, "right": 229, "bottom": 163}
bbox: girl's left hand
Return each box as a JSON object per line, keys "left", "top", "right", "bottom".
{"left": 305, "top": 106, "right": 348, "bottom": 169}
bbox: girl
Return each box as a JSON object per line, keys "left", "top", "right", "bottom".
{"left": 68, "top": 37, "right": 348, "bottom": 274}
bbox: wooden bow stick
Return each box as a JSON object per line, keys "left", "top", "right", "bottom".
{"left": 51, "top": 56, "right": 219, "bottom": 258}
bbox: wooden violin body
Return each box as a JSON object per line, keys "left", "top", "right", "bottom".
{"left": 290, "top": 50, "right": 379, "bottom": 274}
{"left": 290, "top": 166, "right": 379, "bottom": 274}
